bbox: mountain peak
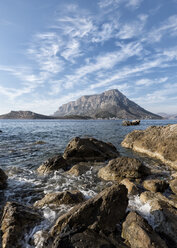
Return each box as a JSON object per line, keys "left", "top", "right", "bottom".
{"left": 54, "top": 89, "right": 162, "bottom": 119}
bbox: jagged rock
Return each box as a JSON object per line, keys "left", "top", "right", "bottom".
{"left": 0, "top": 168, "right": 8, "bottom": 189}
{"left": 140, "top": 191, "right": 177, "bottom": 247}
{"left": 34, "top": 190, "right": 85, "bottom": 208}
{"left": 122, "top": 120, "right": 140, "bottom": 126}
{"left": 98, "top": 157, "right": 150, "bottom": 182}
{"left": 46, "top": 184, "right": 128, "bottom": 246}
{"left": 67, "top": 163, "right": 90, "bottom": 176}
{"left": 1, "top": 201, "right": 41, "bottom": 248}
{"left": 54, "top": 89, "right": 162, "bottom": 119}
{"left": 63, "top": 137, "right": 119, "bottom": 163}
{"left": 52, "top": 229, "right": 129, "bottom": 248}
{"left": 170, "top": 179, "right": 177, "bottom": 195}
{"left": 37, "top": 155, "right": 68, "bottom": 174}
{"left": 122, "top": 211, "right": 168, "bottom": 248}
{"left": 120, "top": 178, "right": 139, "bottom": 195}
{"left": 121, "top": 124, "right": 177, "bottom": 170}
{"left": 143, "top": 179, "right": 169, "bottom": 193}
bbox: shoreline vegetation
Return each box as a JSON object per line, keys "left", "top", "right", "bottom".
{"left": 0, "top": 124, "right": 177, "bottom": 247}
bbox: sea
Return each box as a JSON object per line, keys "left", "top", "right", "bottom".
{"left": 0, "top": 119, "right": 177, "bottom": 247}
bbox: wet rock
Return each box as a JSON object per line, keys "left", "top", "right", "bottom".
{"left": 143, "top": 179, "right": 169, "bottom": 193}
{"left": 37, "top": 155, "right": 68, "bottom": 174}
{"left": 120, "top": 178, "right": 139, "bottom": 195}
{"left": 122, "top": 120, "right": 140, "bottom": 126}
{"left": 98, "top": 157, "right": 150, "bottom": 182}
{"left": 0, "top": 168, "right": 8, "bottom": 189}
{"left": 34, "top": 190, "right": 85, "bottom": 208}
{"left": 52, "top": 229, "right": 129, "bottom": 248}
{"left": 47, "top": 184, "right": 128, "bottom": 246}
{"left": 169, "top": 179, "right": 177, "bottom": 195}
{"left": 67, "top": 163, "right": 90, "bottom": 176}
{"left": 140, "top": 191, "right": 177, "bottom": 209}
{"left": 121, "top": 124, "right": 177, "bottom": 170}
{"left": 1, "top": 201, "right": 41, "bottom": 248}
{"left": 140, "top": 191, "right": 177, "bottom": 247}
{"left": 63, "top": 137, "right": 119, "bottom": 163}
{"left": 122, "top": 211, "right": 168, "bottom": 248}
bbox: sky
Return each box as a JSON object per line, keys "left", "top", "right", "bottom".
{"left": 0, "top": 0, "right": 177, "bottom": 115}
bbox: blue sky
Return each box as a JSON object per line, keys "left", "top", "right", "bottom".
{"left": 0, "top": 0, "right": 177, "bottom": 115}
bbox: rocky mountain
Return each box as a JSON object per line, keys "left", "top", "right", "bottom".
{"left": 54, "top": 89, "right": 162, "bottom": 119}
{"left": 0, "top": 111, "right": 54, "bottom": 119}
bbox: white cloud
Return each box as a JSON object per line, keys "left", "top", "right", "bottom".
{"left": 135, "top": 77, "right": 168, "bottom": 86}
{"left": 126, "top": 0, "right": 143, "bottom": 9}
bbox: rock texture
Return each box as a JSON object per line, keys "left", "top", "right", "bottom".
{"left": 143, "top": 179, "right": 169, "bottom": 193}
{"left": 122, "top": 211, "right": 168, "bottom": 248}
{"left": 121, "top": 124, "right": 177, "bottom": 170}
{"left": 140, "top": 191, "right": 177, "bottom": 247}
{"left": 67, "top": 163, "right": 90, "bottom": 176}
{"left": 34, "top": 190, "right": 85, "bottom": 208}
{"left": 54, "top": 89, "right": 162, "bottom": 119}
{"left": 63, "top": 137, "right": 119, "bottom": 163}
{"left": 1, "top": 201, "right": 41, "bottom": 248}
{"left": 98, "top": 157, "right": 150, "bottom": 182}
{"left": 46, "top": 184, "right": 128, "bottom": 247}
{"left": 170, "top": 179, "right": 177, "bottom": 195}
{"left": 120, "top": 178, "right": 139, "bottom": 195}
{"left": 0, "top": 168, "right": 8, "bottom": 189}
{"left": 122, "top": 120, "right": 140, "bottom": 126}
{"left": 37, "top": 155, "right": 68, "bottom": 174}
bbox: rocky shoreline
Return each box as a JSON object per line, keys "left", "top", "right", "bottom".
{"left": 0, "top": 124, "right": 177, "bottom": 248}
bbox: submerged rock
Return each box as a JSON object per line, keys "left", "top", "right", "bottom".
{"left": 63, "top": 137, "right": 119, "bottom": 163}
{"left": 122, "top": 211, "right": 168, "bottom": 248}
{"left": 122, "top": 120, "right": 140, "bottom": 126}
{"left": 34, "top": 190, "right": 85, "bottom": 208}
{"left": 37, "top": 155, "right": 68, "bottom": 174}
{"left": 98, "top": 157, "right": 150, "bottom": 182}
{"left": 1, "top": 201, "right": 41, "bottom": 248}
{"left": 121, "top": 124, "right": 177, "bottom": 170}
{"left": 46, "top": 184, "right": 128, "bottom": 247}
{"left": 0, "top": 168, "right": 8, "bottom": 189}
{"left": 143, "top": 179, "right": 169, "bottom": 193}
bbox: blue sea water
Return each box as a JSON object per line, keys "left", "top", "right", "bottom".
{"left": 0, "top": 119, "right": 177, "bottom": 247}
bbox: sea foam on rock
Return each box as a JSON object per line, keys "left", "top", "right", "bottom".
{"left": 121, "top": 124, "right": 177, "bottom": 170}
{"left": 44, "top": 184, "right": 128, "bottom": 247}
{"left": 1, "top": 201, "right": 41, "bottom": 248}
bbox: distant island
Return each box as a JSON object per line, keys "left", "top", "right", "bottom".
{"left": 0, "top": 111, "right": 90, "bottom": 120}
{"left": 0, "top": 89, "right": 166, "bottom": 120}
{"left": 54, "top": 89, "right": 162, "bottom": 119}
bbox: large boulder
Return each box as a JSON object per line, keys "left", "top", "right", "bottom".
{"left": 140, "top": 191, "right": 177, "bottom": 247}
{"left": 143, "top": 179, "right": 169, "bottom": 193}
{"left": 122, "top": 211, "right": 168, "bottom": 248}
{"left": 46, "top": 184, "right": 128, "bottom": 246}
{"left": 37, "top": 155, "right": 68, "bottom": 174}
{"left": 0, "top": 168, "right": 8, "bottom": 189}
{"left": 121, "top": 124, "right": 177, "bottom": 170}
{"left": 122, "top": 120, "right": 140, "bottom": 126}
{"left": 1, "top": 201, "right": 41, "bottom": 248}
{"left": 34, "top": 190, "right": 85, "bottom": 208}
{"left": 63, "top": 137, "right": 119, "bottom": 163}
{"left": 120, "top": 178, "right": 139, "bottom": 195}
{"left": 98, "top": 157, "right": 150, "bottom": 182}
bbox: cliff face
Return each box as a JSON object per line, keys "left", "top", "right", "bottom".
{"left": 54, "top": 89, "right": 162, "bottom": 119}
{"left": 0, "top": 111, "right": 53, "bottom": 119}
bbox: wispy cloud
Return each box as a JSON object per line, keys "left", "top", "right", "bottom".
{"left": 135, "top": 77, "right": 168, "bottom": 86}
